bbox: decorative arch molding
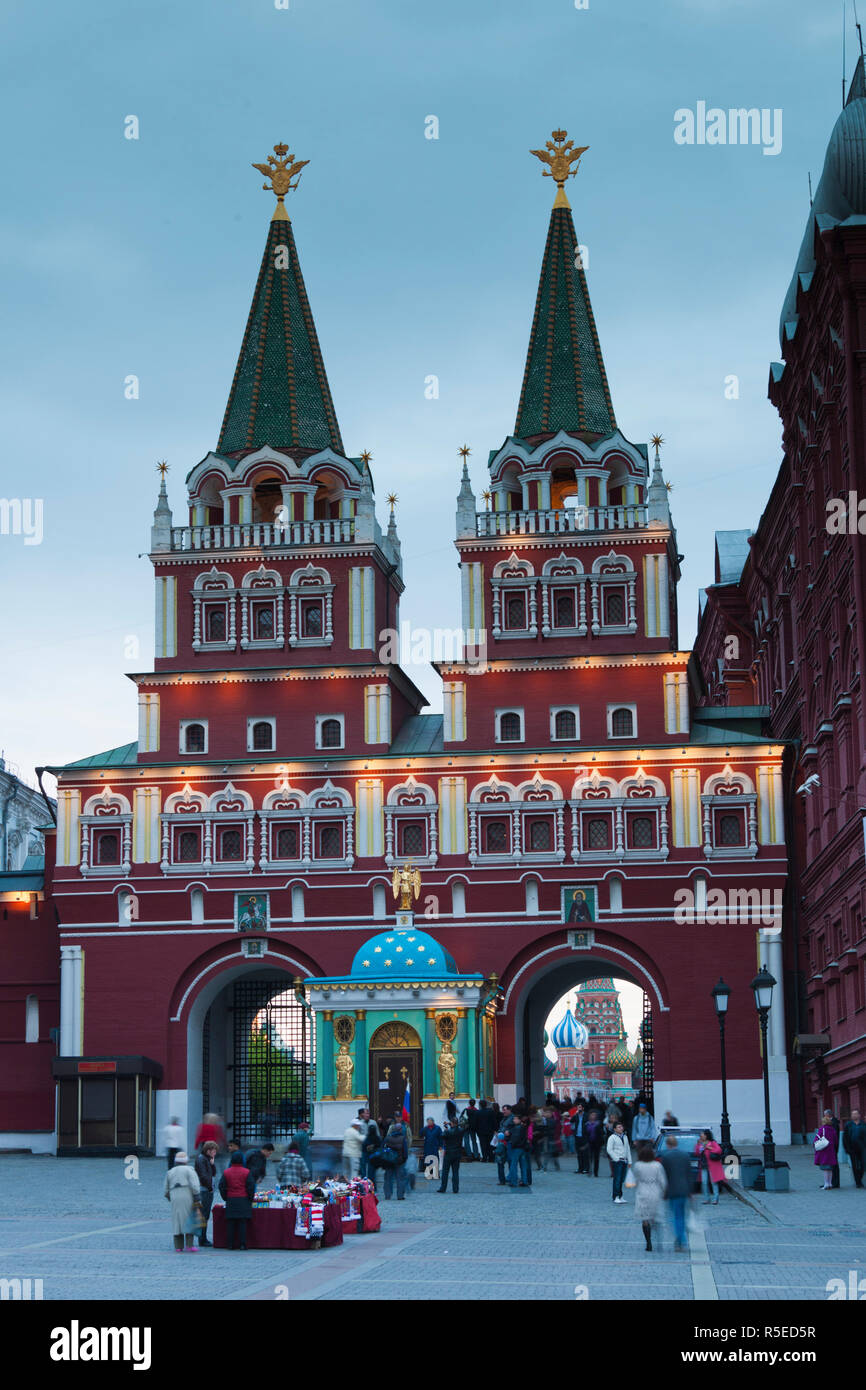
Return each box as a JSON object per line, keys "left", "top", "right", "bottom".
{"left": 469, "top": 774, "right": 565, "bottom": 865}
{"left": 384, "top": 776, "right": 438, "bottom": 868}
{"left": 470, "top": 774, "right": 518, "bottom": 804}
{"left": 368, "top": 1019, "right": 423, "bottom": 1050}
{"left": 207, "top": 783, "right": 254, "bottom": 813}
{"left": 164, "top": 784, "right": 208, "bottom": 814}
{"left": 287, "top": 561, "right": 334, "bottom": 648}
{"left": 492, "top": 552, "right": 535, "bottom": 580}
{"left": 570, "top": 769, "right": 670, "bottom": 862}
{"left": 515, "top": 772, "right": 564, "bottom": 802}
{"left": 701, "top": 765, "right": 758, "bottom": 860}
{"left": 589, "top": 549, "right": 637, "bottom": 636}
{"left": 192, "top": 566, "right": 236, "bottom": 651}
{"left": 262, "top": 781, "right": 308, "bottom": 812}
{"left": 500, "top": 936, "right": 670, "bottom": 1015}
{"left": 79, "top": 787, "right": 133, "bottom": 878}
{"left": 308, "top": 779, "right": 353, "bottom": 809}
{"left": 240, "top": 564, "right": 282, "bottom": 589}
{"left": 542, "top": 552, "right": 585, "bottom": 577}
{"left": 193, "top": 565, "right": 234, "bottom": 592}
{"left": 82, "top": 787, "right": 132, "bottom": 817}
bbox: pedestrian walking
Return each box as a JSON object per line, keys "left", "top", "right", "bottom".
{"left": 842, "top": 1110, "right": 866, "bottom": 1189}
{"left": 695, "top": 1129, "right": 724, "bottom": 1204}
{"left": 422, "top": 1116, "right": 443, "bottom": 1180}
{"left": 291, "top": 1120, "right": 312, "bottom": 1168}
{"left": 543, "top": 1107, "right": 562, "bottom": 1171}
{"left": 193, "top": 1111, "right": 226, "bottom": 1154}
{"left": 383, "top": 1112, "right": 410, "bottom": 1200}
{"left": 632, "top": 1141, "right": 667, "bottom": 1251}
{"left": 606, "top": 1122, "right": 631, "bottom": 1203}
{"left": 193, "top": 1141, "right": 218, "bottom": 1247}
{"left": 162, "top": 1116, "right": 184, "bottom": 1171}
{"left": 586, "top": 1110, "right": 604, "bottom": 1176}
{"left": 815, "top": 1111, "right": 838, "bottom": 1190}
{"left": 358, "top": 1109, "right": 379, "bottom": 1180}
{"left": 631, "top": 1103, "right": 658, "bottom": 1145}
{"left": 218, "top": 1151, "right": 255, "bottom": 1250}
{"left": 164, "top": 1151, "right": 202, "bottom": 1253}
{"left": 660, "top": 1135, "right": 692, "bottom": 1251}
{"left": 438, "top": 1119, "right": 463, "bottom": 1193}
{"left": 341, "top": 1120, "right": 365, "bottom": 1178}
{"left": 276, "top": 1144, "right": 310, "bottom": 1188}
{"left": 828, "top": 1110, "right": 842, "bottom": 1188}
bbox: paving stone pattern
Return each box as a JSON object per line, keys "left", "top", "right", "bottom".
{"left": 0, "top": 1146, "right": 862, "bottom": 1301}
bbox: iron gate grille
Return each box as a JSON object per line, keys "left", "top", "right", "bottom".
{"left": 230, "top": 979, "right": 313, "bottom": 1140}
{"left": 641, "top": 991, "right": 654, "bottom": 1113}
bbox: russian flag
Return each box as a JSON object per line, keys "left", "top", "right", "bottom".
{"left": 401, "top": 1078, "right": 411, "bottom": 1123}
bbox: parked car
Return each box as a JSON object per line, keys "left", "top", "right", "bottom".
{"left": 654, "top": 1127, "right": 708, "bottom": 1192}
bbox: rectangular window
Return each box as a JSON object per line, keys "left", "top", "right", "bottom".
{"left": 204, "top": 604, "right": 227, "bottom": 642}
{"left": 316, "top": 823, "right": 343, "bottom": 859}
{"left": 717, "top": 811, "right": 744, "bottom": 847}
{"left": 176, "top": 827, "right": 201, "bottom": 862}
{"left": 482, "top": 818, "right": 509, "bottom": 854}
{"left": 218, "top": 827, "right": 243, "bottom": 861}
{"left": 504, "top": 592, "right": 527, "bottom": 630}
{"left": 552, "top": 589, "right": 576, "bottom": 628}
{"left": 251, "top": 601, "right": 275, "bottom": 641}
{"left": 602, "top": 588, "right": 626, "bottom": 626}
{"left": 526, "top": 818, "right": 553, "bottom": 852}
{"left": 585, "top": 816, "right": 611, "bottom": 850}
{"left": 628, "top": 814, "right": 655, "bottom": 849}
{"left": 95, "top": 830, "right": 120, "bottom": 865}
{"left": 398, "top": 821, "right": 426, "bottom": 857}
{"left": 273, "top": 824, "right": 299, "bottom": 860}
{"left": 300, "top": 598, "right": 324, "bottom": 638}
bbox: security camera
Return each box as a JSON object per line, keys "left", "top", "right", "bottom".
{"left": 796, "top": 774, "right": 820, "bottom": 796}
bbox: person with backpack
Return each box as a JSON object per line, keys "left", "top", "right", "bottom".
{"left": 382, "top": 1112, "right": 410, "bottom": 1200}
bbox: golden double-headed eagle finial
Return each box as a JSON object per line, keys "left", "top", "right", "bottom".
{"left": 530, "top": 129, "right": 588, "bottom": 208}
{"left": 252, "top": 143, "right": 310, "bottom": 221}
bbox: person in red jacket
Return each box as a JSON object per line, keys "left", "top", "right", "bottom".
{"left": 218, "top": 1152, "right": 255, "bottom": 1250}
{"left": 694, "top": 1129, "right": 725, "bottom": 1205}
{"left": 193, "top": 1112, "right": 226, "bottom": 1153}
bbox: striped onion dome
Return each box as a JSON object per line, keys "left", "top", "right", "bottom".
{"left": 551, "top": 1008, "right": 589, "bottom": 1050}
{"left": 543, "top": 1057, "right": 557, "bottom": 1077}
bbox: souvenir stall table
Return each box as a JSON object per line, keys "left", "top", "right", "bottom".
{"left": 212, "top": 1179, "right": 379, "bottom": 1250}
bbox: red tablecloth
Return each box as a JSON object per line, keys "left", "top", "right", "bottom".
{"left": 212, "top": 1203, "right": 343, "bottom": 1250}
{"left": 342, "top": 1194, "right": 381, "bottom": 1234}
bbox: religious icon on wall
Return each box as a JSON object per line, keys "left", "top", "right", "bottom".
{"left": 235, "top": 892, "right": 270, "bottom": 933}
{"left": 562, "top": 886, "right": 597, "bottom": 924}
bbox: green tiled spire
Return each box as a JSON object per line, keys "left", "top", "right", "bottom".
{"left": 218, "top": 217, "right": 344, "bottom": 455}
{"left": 514, "top": 200, "right": 616, "bottom": 439}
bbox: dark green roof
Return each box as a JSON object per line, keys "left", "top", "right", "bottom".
{"left": 218, "top": 217, "right": 344, "bottom": 455}
{"left": 690, "top": 708, "right": 773, "bottom": 745}
{"left": 515, "top": 203, "right": 616, "bottom": 438}
{"left": 51, "top": 742, "right": 138, "bottom": 771}
{"left": 389, "top": 714, "right": 444, "bottom": 755}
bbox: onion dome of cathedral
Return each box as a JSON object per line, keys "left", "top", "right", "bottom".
{"left": 543, "top": 1029, "right": 549, "bottom": 1047}
{"left": 349, "top": 929, "right": 458, "bottom": 979}
{"left": 551, "top": 1008, "right": 589, "bottom": 1050}
{"left": 543, "top": 1057, "right": 557, "bottom": 1077}
{"left": 607, "top": 1035, "right": 637, "bottom": 1073}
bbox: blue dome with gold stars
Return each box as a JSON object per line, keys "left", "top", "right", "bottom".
{"left": 349, "top": 929, "right": 459, "bottom": 979}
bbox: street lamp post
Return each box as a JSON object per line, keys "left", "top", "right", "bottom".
{"left": 711, "top": 977, "right": 733, "bottom": 1157}
{"left": 751, "top": 963, "right": 777, "bottom": 1170}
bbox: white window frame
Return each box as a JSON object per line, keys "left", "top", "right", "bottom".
{"left": 607, "top": 703, "right": 637, "bottom": 740}
{"left": 550, "top": 706, "right": 580, "bottom": 742}
{"left": 180, "top": 719, "right": 208, "bottom": 755}
{"left": 248, "top": 716, "right": 276, "bottom": 753}
{"left": 315, "top": 714, "right": 345, "bottom": 750}
{"left": 495, "top": 708, "right": 525, "bottom": 744}
{"left": 270, "top": 819, "right": 303, "bottom": 864}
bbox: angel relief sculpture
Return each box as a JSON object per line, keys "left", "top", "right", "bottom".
{"left": 392, "top": 861, "right": 421, "bottom": 912}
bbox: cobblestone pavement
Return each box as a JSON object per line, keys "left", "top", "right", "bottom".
{"left": 0, "top": 1146, "right": 863, "bottom": 1301}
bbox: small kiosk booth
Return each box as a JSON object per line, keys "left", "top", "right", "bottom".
{"left": 52, "top": 1055, "right": 162, "bottom": 1156}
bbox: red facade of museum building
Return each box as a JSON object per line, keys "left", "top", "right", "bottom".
{"left": 694, "top": 68, "right": 866, "bottom": 1126}
{"left": 1, "top": 137, "right": 793, "bottom": 1153}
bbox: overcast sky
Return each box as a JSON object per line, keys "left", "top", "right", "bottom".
{"left": 0, "top": 0, "right": 851, "bottom": 786}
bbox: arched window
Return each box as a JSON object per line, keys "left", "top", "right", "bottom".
{"left": 525, "top": 878, "right": 539, "bottom": 914}
{"left": 587, "top": 818, "right": 610, "bottom": 849}
{"left": 317, "top": 824, "right": 343, "bottom": 858}
{"left": 190, "top": 888, "right": 204, "bottom": 924}
{"left": 451, "top": 881, "right": 466, "bottom": 916}
{"left": 291, "top": 884, "right": 305, "bottom": 921}
{"left": 554, "top": 709, "right": 576, "bottom": 740}
{"left": 25, "top": 994, "right": 39, "bottom": 1043}
{"left": 505, "top": 594, "right": 527, "bottom": 630}
{"left": 610, "top": 706, "right": 634, "bottom": 738}
{"left": 184, "top": 723, "right": 206, "bottom": 754}
{"left": 251, "top": 602, "right": 275, "bottom": 640}
{"left": 553, "top": 590, "right": 576, "bottom": 627}
{"left": 319, "top": 718, "right": 342, "bottom": 748}
{"left": 373, "top": 882, "right": 387, "bottom": 919}
{"left": 499, "top": 711, "right": 522, "bottom": 742}
{"left": 603, "top": 589, "right": 626, "bottom": 625}
{"left": 205, "top": 607, "right": 227, "bottom": 642}
{"left": 251, "top": 720, "right": 274, "bottom": 751}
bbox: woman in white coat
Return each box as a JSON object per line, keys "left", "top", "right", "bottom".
{"left": 341, "top": 1120, "right": 365, "bottom": 1178}
{"left": 632, "top": 1141, "right": 668, "bottom": 1251}
{"left": 164, "top": 1151, "right": 201, "bottom": 1252}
